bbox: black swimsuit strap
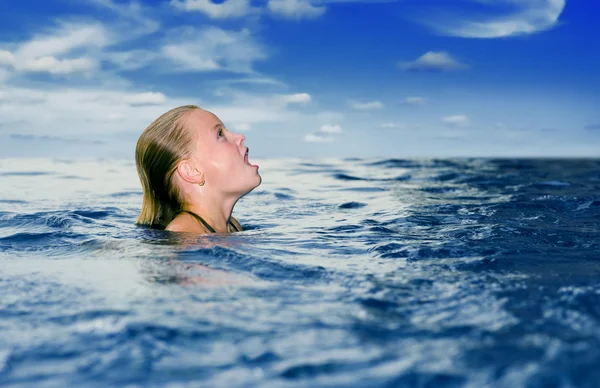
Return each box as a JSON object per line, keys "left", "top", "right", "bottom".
{"left": 179, "top": 210, "right": 216, "bottom": 233}
{"left": 228, "top": 218, "right": 240, "bottom": 232}
{"left": 179, "top": 210, "right": 239, "bottom": 233}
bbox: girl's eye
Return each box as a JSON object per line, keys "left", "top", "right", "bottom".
{"left": 218, "top": 128, "right": 224, "bottom": 138}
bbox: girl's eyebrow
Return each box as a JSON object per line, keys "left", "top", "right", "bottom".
{"left": 213, "top": 124, "right": 223, "bottom": 132}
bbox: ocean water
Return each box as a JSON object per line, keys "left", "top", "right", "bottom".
{"left": 1, "top": 157, "right": 599, "bottom": 387}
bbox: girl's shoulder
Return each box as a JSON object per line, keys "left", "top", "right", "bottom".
{"left": 166, "top": 213, "right": 211, "bottom": 234}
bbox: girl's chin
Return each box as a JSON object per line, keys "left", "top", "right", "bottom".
{"left": 234, "top": 175, "right": 261, "bottom": 196}
{"left": 249, "top": 174, "right": 262, "bottom": 190}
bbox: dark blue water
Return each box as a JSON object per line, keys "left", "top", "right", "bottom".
{"left": 1, "top": 158, "right": 599, "bottom": 387}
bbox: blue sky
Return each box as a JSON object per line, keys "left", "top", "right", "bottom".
{"left": 0, "top": 0, "right": 598, "bottom": 158}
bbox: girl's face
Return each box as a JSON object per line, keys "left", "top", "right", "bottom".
{"left": 185, "top": 109, "right": 261, "bottom": 197}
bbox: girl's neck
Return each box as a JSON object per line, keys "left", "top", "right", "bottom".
{"left": 185, "top": 194, "right": 238, "bottom": 233}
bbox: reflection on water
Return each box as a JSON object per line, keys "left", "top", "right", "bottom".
{"left": 1, "top": 157, "right": 600, "bottom": 387}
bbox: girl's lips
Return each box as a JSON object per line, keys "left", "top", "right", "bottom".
{"left": 245, "top": 150, "right": 258, "bottom": 168}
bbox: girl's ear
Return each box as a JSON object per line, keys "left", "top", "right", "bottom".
{"left": 176, "top": 159, "right": 205, "bottom": 185}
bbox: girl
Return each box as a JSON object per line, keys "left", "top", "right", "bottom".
{"left": 135, "top": 105, "right": 261, "bottom": 234}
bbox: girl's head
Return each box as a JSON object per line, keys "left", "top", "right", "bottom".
{"left": 135, "top": 105, "right": 261, "bottom": 228}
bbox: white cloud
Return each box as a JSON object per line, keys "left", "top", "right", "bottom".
{"left": 0, "top": 4, "right": 160, "bottom": 79}
{"left": 162, "top": 45, "right": 218, "bottom": 71}
{"left": 170, "top": 0, "right": 253, "bottom": 19}
{"left": 0, "top": 86, "right": 182, "bottom": 137}
{"left": 0, "top": 50, "right": 15, "bottom": 66}
{"left": 0, "top": 7, "right": 352, "bottom": 156}
{"left": 17, "top": 24, "right": 108, "bottom": 59}
{"left": 380, "top": 122, "right": 405, "bottom": 129}
{"left": 171, "top": 0, "right": 396, "bottom": 21}
{"left": 161, "top": 27, "right": 267, "bottom": 73}
{"left": 303, "top": 122, "right": 342, "bottom": 143}
{"left": 320, "top": 124, "right": 342, "bottom": 133}
{"left": 443, "top": 114, "right": 470, "bottom": 127}
{"left": 104, "top": 50, "right": 158, "bottom": 71}
{"left": 0, "top": 18, "right": 269, "bottom": 78}
{"left": 124, "top": 92, "right": 167, "bottom": 106}
{"left": 216, "top": 76, "right": 287, "bottom": 87}
{"left": 268, "top": 0, "right": 326, "bottom": 19}
{"left": 0, "top": 18, "right": 268, "bottom": 77}
{"left": 402, "top": 97, "right": 426, "bottom": 105}
{"left": 280, "top": 93, "right": 312, "bottom": 104}
{"left": 233, "top": 123, "right": 252, "bottom": 132}
{"left": 304, "top": 133, "right": 334, "bottom": 142}
{"left": 401, "top": 51, "right": 468, "bottom": 72}
{"left": 204, "top": 105, "right": 290, "bottom": 124}
{"left": 22, "top": 57, "right": 96, "bottom": 75}
{"left": 0, "top": 23, "right": 109, "bottom": 76}
{"left": 200, "top": 89, "right": 304, "bottom": 125}
{"left": 107, "top": 113, "right": 124, "bottom": 121}
{"left": 89, "top": 0, "right": 160, "bottom": 38}
{"left": 0, "top": 87, "right": 46, "bottom": 104}
{"left": 351, "top": 100, "right": 383, "bottom": 110}
{"left": 417, "top": 0, "right": 565, "bottom": 38}
{"left": 0, "top": 85, "right": 340, "bottom": 150}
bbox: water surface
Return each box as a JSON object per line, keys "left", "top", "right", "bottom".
{"left": 1, "top": 158, "right": 599, "bottom": 387}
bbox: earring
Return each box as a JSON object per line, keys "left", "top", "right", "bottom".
{"left": 199, "top": 178, "right": 205, "bottom": 186}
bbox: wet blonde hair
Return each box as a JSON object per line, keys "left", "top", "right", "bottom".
{"left": 135, "top": 105, "right": 200, "bottom": 229}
